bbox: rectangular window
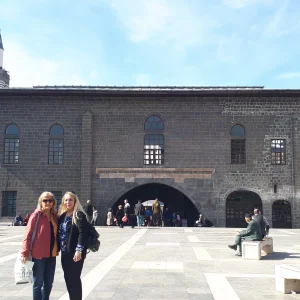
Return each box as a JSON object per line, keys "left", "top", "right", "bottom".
{"left": 51, "top": 191, "right": 62, "bottom": 208}
{"left": 4, "top": 138, "right": 19, "bottom": 164}
{"left": 271, "top": 139, "right": 286, "bottom": 165}
{"left": 144, "top": 134, "right": 164, "bottom": 165}
{"left": 2, "top": 191, "right": 17, "bottom": 216}
{"left": 49, "top": 139, "right": 64, "bottom": 164}
{"left": 231, "top": 140, "right": 246, "bottom": 164}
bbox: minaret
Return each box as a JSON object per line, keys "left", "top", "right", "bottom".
{"left": 0, "top": 31, "right": 10, "bottom": 88}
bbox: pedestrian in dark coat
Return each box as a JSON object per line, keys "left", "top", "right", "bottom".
{"left": 115, "top": 205, "right": 124, "bottom": 228}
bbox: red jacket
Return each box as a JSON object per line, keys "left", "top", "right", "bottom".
{"left": 21, "top": 209, "right": 58, "bottom": 259}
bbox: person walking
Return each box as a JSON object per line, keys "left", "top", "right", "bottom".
{"left": 115, "top": 205, "right": 124, "bottom": 228}
{"left": 144, "top": 207, "right": 152, "bottom": 226}
{"left": 106, "top": 208, "right": 114, "bottom": 226}
{"left": 162, "top": 208, "right": 171, "bottom": 227}
{"left": 152, "top": 198, "right": 162, "bottom": 227}
{"left": 92, "top": 206, "right": 98, "bottom": 226}
{"left": 20, "top": 191, "right": 58, "bottom": 300}
{"left": 58, "top": 191, "right": 89, "bottom": 300}
{"left": 134, "top": 200, "right": 144, "bottom": 227}
{"left": 85, "top": 200, "right": 93, "bottom": 224}
{"left": 124, "top": 199, "right": 134, "bottom": 228}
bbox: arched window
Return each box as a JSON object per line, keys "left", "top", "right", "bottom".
{"left": 49, "top": 124, "right": 64, "bottom": 165}
{"left": 230, "top": 124, "right": 245, "bottom": 137}
{"left": 144, "top": 115, "right": 164, "bottom": 130}
{"left": 231, "top": 124, "right": 246, "bottom": 164}
{"left": 144, "top": 134, "right": 164, "bottom": 165}
{"left": 4, "top": 123, "right": 20, "bottom": 164}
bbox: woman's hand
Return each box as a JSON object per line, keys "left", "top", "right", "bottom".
{"left": 20, "top": 256, "right": 27, "bottom": 264}
{"left": 73, "top": 251, "right": 82, "bottom": 262}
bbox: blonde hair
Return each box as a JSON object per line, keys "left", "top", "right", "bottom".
{"left": 37, "top": 191, "right": 57, "bottom": 215}
{"left": 58, "top": 191, "right": 86, "bottom": 225}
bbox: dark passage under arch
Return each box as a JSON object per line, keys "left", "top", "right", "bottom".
{"left": 112, "top": 183, "right": 199, "bottom": 226}
{"left": 272, "top": 200, "right": 292, "bottom": 228}
{"left": 226, "top": 190, "right": 262, "bottom": 228}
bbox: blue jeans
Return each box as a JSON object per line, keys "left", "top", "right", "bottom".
{"left": 32, "top": 257, "right": 56, "bottom": 300}
{"left": 136, "top": 215, "right": 144, "bottom": 226}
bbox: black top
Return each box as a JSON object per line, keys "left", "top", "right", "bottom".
{"left": 86, "top": 203, "right": 93, "bottom": 216}
{"left": 115, "top": 208, "right": 124, "bottom": 219}
{"left": 58, "top": 211, "right": 89, "bottom": 259}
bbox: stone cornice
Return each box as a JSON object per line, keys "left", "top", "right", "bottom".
{"left": 96, "top": 168, "right": 215, "bottom": 183}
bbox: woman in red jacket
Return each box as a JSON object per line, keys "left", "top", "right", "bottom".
{"left": 21, "top": 192, "right": 58, "bottom": 300}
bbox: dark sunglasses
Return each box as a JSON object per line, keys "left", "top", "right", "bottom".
{"left": 42, "top": 199, "right": 53, "bottom": 203}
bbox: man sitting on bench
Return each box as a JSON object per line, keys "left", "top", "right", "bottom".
{"left": 228, "top": 213, "right": 262, "bottom": 256}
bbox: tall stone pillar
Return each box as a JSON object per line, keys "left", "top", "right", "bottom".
{"left": 292, "top": 116, "right": 300, "bottom": 228}
{"left": 80, "top": 111, "right": 93, "bottom": 202}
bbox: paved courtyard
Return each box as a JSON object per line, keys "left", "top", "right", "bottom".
{"left": 0, "top": 226, "right": 300, "bottom": 299}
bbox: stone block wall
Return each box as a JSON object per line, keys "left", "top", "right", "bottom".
{"left": 0, "top": 91, "right": 299, "bottom": 227}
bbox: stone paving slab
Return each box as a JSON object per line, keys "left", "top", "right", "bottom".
{"left": 1, "top": 227, "right": 300, "bottom": 299}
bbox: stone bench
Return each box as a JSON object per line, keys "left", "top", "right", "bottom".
{"left": 242, "top": 237, "right": 273, "bottom": 260}
{"left": 275, "top": 264, "right": 300, "bottom": 294}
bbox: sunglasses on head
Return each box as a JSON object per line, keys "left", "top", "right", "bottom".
{"left": 42, "top": 199, "right": 53, "bottom": 203}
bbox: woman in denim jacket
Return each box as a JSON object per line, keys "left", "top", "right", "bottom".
{"left": 58, "top": 191, "right": 89, "bottom": 300}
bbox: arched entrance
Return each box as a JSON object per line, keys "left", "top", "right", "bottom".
{"left": 272, "top": 200, "right": 292, "bottom": 228}
{"left": 226, "top": 190, "right": 262, "bottom": 228}
{"left": 112, "top": 183, "right": 199, "bottom": 226}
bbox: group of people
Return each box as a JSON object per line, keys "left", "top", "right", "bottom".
{"left": 107, "top": 198, "right": 184, "bottom": 228}
{"left": 13, "top": 213, "right": 31, "bottom": 226}
{"left": 21, "top": 191, "right": 91, "bottom": 300}
{"left": 228, "top": 208, "right": 270, "bottom": 256}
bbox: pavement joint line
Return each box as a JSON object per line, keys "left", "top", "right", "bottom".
{"left": 145, "top": 242, "right": 180, "bottom": 246}
{"left": 204, "top": 273, "right": 240, "bottom": 300}
{"left": 0, "top": 252, "right": 18, "bottom": 264}
{"left": 193, "top": 247, "right": 213, "bottom": 260}
{"left": 58, "top": 228, "right": 147, "bottom": 300}
{"left": 188, "top": 235, "right": 200, "bottom": 242}
{"left": 0, "top": 235, "right": 24, "bottom": 242}
{"left": 152, "top": 232, "right": 178, "bottom": 235}
{"left": 278, "top": 230, "right": 298, "bottom": 235}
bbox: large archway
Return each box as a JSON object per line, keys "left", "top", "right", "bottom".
{"left": 226, "top": 190, "right": 262, "bottom": 228}
{"left": 112, "top": 183, "right": 199, "bottom": 226}
{"left": 272, "top": 200, "right": 292, "bottom": 228}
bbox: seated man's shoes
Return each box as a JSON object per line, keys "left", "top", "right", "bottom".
{"left": 228, "top": 244, "right": 237, "bottom": 251}
{"left": 235, "top": 252, "right": 242, "bottom": 257}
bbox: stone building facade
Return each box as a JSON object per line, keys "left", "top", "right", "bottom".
{"left": 0, "top": 86, "right": 299, "bottom": 227}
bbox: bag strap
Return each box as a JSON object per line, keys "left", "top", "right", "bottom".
{"left": 30, "top": 213, "right": 41, "bottom": 251}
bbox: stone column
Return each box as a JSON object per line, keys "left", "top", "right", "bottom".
{"left": 292, "top": 116, "right": 300, "bottom": 228}
{"left": 80, "top": 111, "right": 93, "bottom": 202}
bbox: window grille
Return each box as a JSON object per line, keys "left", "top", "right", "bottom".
{"left": 49, "top": 125, "right": 64, "bottom": 165}
{"left": 271, "top": 139, "right": 285, "bottom": 165}
{"left": 4, "top": 124, "right": 20, "bottom": 164}
{"left": 144, "top": 134, "right": 164, "bottom": 165}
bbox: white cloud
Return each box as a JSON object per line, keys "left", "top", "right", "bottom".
{"left": 223, "top": 0, "right": 274, "bottom": 9}
{"left": 4, "top": 40, "right": 88, "bottom": 87}
{"left": 108, "top": 0, "right": 217, "bottom": 50}
{"left": 277, "top": 72, "right": 300, "bottom": 79}
{"left": 136, "top": 74, "right": 150, "bottom": 86}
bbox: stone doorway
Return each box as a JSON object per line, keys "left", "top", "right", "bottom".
{"left": 226, "top": 190, "right": 262, "bottom": 228}
{"left": 112, "top": 183, "right": 199, "bottom": 227}
{"left": 272, "top": 200, "right": 292, "bottom": 228}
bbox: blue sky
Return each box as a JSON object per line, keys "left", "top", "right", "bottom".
{"left": 1, "top": 0, "right": 300, "bottom": 88}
